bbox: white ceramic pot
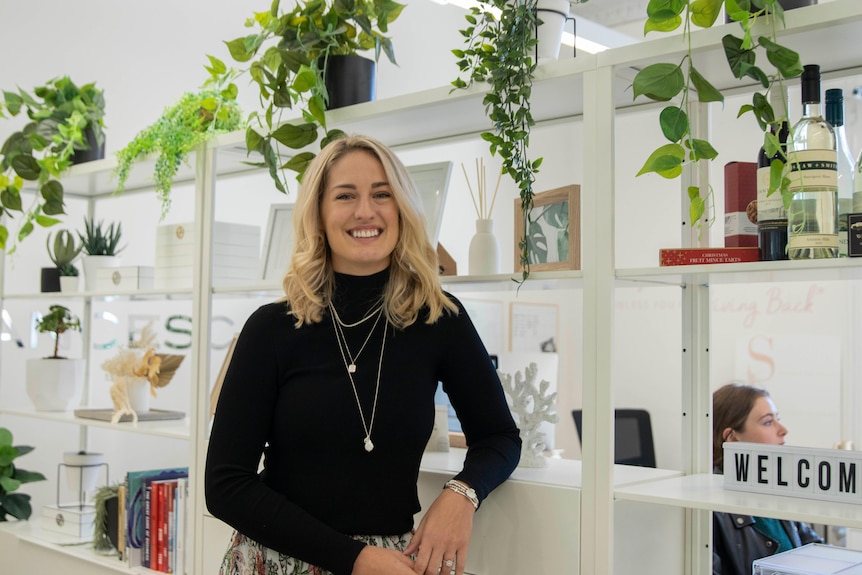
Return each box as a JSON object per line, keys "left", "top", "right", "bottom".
{"left": 60, "top": 275, "right": 80, "bottom": 293}
{"left": 125, "top": 377, "right": 151, "bottom": 415}
{"left": 25, "top": 357, "right": 86, "bottom": 411}
{"left": 82, "top": 255, "right": 122, "bottom": 291}
{"left": 536, "top": 0, "right": 570, "bottom": 62}
{"left": 468, "top": 219, "right": 501, "bottom": 275}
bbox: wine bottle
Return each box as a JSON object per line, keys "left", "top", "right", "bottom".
{"left": 855, "top": 148, "right": 862, "bottom": 213}
{"left": 825, "top": 88, "right": 854, "bottom": 257}
{"left": 788, "top": 64, "right": 838, "bottom": 259}
{"left": 757, "top": 88, "right": 790, "bottom": 261}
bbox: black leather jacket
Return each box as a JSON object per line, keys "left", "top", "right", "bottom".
{"left": 712, "top": 511, "right": 823, "bottom": 575}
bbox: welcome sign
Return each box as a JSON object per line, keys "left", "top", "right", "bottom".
{"left": 723, "top": 442, "right": 862, "bottom": 505}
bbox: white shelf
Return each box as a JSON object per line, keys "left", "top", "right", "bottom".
{"left": 0, "top": 408, "right": 190, "bottom": 440}
{"left": 420, "top": 448, "right": 682, "bottom": 490}
{"left": 2, "top": 288, "right": 195, "bottom": 301}
{"left": 615, "top": 473, "right": 862, "bottom": 529}
{"left": 0, "top": 521, "right": 135, "bottom": 574}
{"left": 617, "top": 258, "right": 862, "bottom": 287}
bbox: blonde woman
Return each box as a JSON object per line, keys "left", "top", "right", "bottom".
{"left": 206, "top": 135, "right": 520, "bottom": 575}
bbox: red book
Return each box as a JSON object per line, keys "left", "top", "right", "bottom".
{"left": 659, "top": 247, "right": 760, "bottom": 266}
{"left": 724, "top": 161, "right": 758, "bottom": 247}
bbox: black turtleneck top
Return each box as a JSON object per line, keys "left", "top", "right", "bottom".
{"left": 205, "top": 270, "right": 521, "bottom": 575}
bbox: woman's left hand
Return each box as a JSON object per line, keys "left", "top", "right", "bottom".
{"left": 403, "top": 488, "right": 475, "bottom": 575}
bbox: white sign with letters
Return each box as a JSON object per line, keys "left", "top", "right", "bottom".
{"left": 724, "top": 442, "right": 862, "bottom": 505}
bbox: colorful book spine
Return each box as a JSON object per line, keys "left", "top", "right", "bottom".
{"left": 659, "top": 247, "right": 761, "bottom": 266}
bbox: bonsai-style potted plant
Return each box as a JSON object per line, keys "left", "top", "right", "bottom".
{"left": 78, "top": 216, "right": 124, "bottom": 291}
{"left": 0, "top": 427, "right": 47, "bottom": 521}
{"left": 633, "top": 0, "right": 804, "bottom": 228}
{"left": 0, "top": 76, "right": 106, "bottom": 253}
{"left": 25, "top": 304, "right": 85, "bottom": 411}
{"left": 452, "top": 0, "right": 588, "bottom": 280}
{"left": 45, "top": 229, "right": 83, "bottom": 293}
{"left": 215, "top": 0, "right": 404, "bottom": 192}
{"left": 113, "top": 58, "right": 244, "bottom": 219}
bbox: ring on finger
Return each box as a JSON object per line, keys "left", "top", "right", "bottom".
{"left": 443, "top": 559, "right": 455, "bottom": 568}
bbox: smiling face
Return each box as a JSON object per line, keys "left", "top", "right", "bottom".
{"left": 320, "top": 149, "right": 400, "bottom": 275}
{"left": 725, "top": 396, "right": 788, "bottom": 446}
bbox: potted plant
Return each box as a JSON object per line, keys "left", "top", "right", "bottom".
{"left": 113, "top": 59, "right": 244, "bottom": 219}
{"left": 77, "top": 216, "right": 124, "bottom": 291}
{"left": 633, "top": 0, "right": 804, "bottom": 228}
{"left": 0, "top": 76, "right": 106, "bottom": 253}
{"left": 0, "top": 427, "right": 47, "bottom": 521}
{"left": 215, "top": 0, "right": 405, "bottom": 192}
{"left": 45, "top": 229, "right": 83, "bottom": 293}
{"left": 25, "top": 304, "right": 85, "bottom": 411}
{"left": 452, "top": 0, "right": 588, "bottom": 280}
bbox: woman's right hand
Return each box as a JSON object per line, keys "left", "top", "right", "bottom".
{"left": 352, "top": 545, "right": 415, "bottom": 575}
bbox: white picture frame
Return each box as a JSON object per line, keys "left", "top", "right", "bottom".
{"left": 260, "top": 203, "right": 295, "bottom": 282}
{"left": 406, "top": 161, "right": 453, "bottom": 247}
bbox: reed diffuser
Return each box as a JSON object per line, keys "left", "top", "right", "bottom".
{"left": 463, "top": 158, "right": 503, "bottom": 275}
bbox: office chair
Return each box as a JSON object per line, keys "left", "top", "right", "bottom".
{"left": 571, "top": 408, "right": 657, "bottom": 468}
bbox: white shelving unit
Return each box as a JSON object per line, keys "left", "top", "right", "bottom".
{"left": 2, "top": 2, "right": 862, "bottom": 573}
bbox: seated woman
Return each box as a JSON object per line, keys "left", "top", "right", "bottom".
{"left": 712, "top": 382, "right": 823, "bottom": 575}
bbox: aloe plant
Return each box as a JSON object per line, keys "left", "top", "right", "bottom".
{"left": 46, "top": 229, "right": 83, "bottom": 276}
{"left": 78, "top": 216, "right": 124, "bottom": 256}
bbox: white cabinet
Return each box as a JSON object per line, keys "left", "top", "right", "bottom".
{"left": 1, "top": 2, "right": 862, "bottom": 573}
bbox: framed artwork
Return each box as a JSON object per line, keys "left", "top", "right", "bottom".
{"left": 513, "top": 184, "right": 580, "bottom": 272}
{"left": 509, "top": 302, "right": 559, "bottom": 353}
{"left": 260, "top": 204, "right": 295, "bottom": 281}
{"left": 406, "top": 161, "right": 453, "bottom": 247}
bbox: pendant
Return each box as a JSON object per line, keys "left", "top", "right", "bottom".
{"left": 348, "top": 364, "right": 357, "bottom": 373}
{"left": 364, "top": 436, "right": 374, "bottom": 452}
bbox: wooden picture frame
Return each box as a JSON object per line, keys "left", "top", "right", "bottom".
{"left": 513, "top": 184, "right": 580, "bottom": 272}
{"left": 260, "top": 203, "right": 295, "bottom": 281}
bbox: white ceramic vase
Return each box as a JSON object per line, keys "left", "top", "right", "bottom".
{"left": 62, "top": 451, "right": 106, "bottom": 504}
{"left": 468, "top": 219, "right": 501, "bottom": 276}
{"left": 536, "top": 0, "right": 571, "bottom": 62}
{"left": 82, "top": 254, "right": 122, "bottom": 291}
{"left": 25, "top": 357, "right": 86, "bottom": 411}
{"left": 126, "top": 377, "right": 151, "bottom": 415}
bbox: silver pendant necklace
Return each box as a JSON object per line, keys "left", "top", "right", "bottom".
{"left": 331, "top": 309, "right": 388, "bottom": 453}
{"left": 328, "top": 302, "right": 384, "bottom": 373}
{"left": 330, "top": 301, "right": 383, "bottom": 328}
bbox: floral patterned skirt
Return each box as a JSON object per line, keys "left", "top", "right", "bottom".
{"left": 218, "top": 530, "right": 413, "bottom": 575}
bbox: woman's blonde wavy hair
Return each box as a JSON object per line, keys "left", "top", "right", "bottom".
{"left": 282, "top": 134, "right": 457, "bottom": 329}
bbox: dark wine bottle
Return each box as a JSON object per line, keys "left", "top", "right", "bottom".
{"left": 757, "top": 88, "right": 790, "bottom": 261}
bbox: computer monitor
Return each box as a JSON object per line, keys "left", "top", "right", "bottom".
{"left": 571, "top": 408, "right": 656, "bottom": 468}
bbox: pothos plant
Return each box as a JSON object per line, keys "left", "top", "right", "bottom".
{"left": 452, "top": 0, "right": 544, "bottom": 281}
{"left": 633, "top": 0, "right": 803, "bottom": 228}
{"left": 113, "top": 58, "right": 244, "bottom": 219}
{"left": 216, "top": 0, "right": 404, "bottom": 194}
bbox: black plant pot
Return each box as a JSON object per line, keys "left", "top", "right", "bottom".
{"left": 70, "top": 127, "right": 105, "bottom": 165}
{"left": 323, "top": 55, "right": 376, "bottom": 110}
{"left": 725, "top": 0, "right": 816, "bottom": 23}
{"left": 40, "top": 267, "right": 61, "bottom": 293}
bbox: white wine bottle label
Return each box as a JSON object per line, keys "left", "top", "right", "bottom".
{"left": 757, "top": 166, "right": 786, "bottom": 221}
{"left": 787, "top": 150, "right": 838, "bottom": 192}
{"left": 788, "top": 233, "right": 839, "bottom": 249}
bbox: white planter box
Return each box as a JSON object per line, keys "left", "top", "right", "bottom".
{"left": 40, "top": 504, "right": 96, "bottom": 539}
{"left": 155, "top": 222, "right": 260, "bottom": 289}
{"left": 95, "top": 266, "right": 154, "bottom": 292}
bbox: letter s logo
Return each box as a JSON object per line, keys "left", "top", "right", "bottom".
{"left": 747, "top": 335, "right": 775, "bottom": 384}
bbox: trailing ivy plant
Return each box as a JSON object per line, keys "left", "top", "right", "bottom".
{"left": 452, "top": 0, "right": 543, "bottom": 281}
{"left": 633, "top": 0, "right": 803, "bottom": 227}
{"left": 113, "top": 58, "right": 243, "bottom": 219}
{"left": 216, "top": 0, "right": 404, "bottom": 194}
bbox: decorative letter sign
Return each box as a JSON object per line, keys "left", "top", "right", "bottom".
{"left": 724, "top": 442, "right": 862, "bottom": 504}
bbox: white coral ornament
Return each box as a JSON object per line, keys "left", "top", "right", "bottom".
{"left": 498, "top": 362, "right": 559, "bottom": 468}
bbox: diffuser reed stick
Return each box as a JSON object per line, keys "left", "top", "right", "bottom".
{"left": 462, "top": 158, "right": 502, "bottom": 220}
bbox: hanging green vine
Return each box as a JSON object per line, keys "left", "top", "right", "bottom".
{"left": 634, "top": 0, "right": 803, "bottom": 227}
{"left": 452, "top": 0, "right": 543, "bottom": 281}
